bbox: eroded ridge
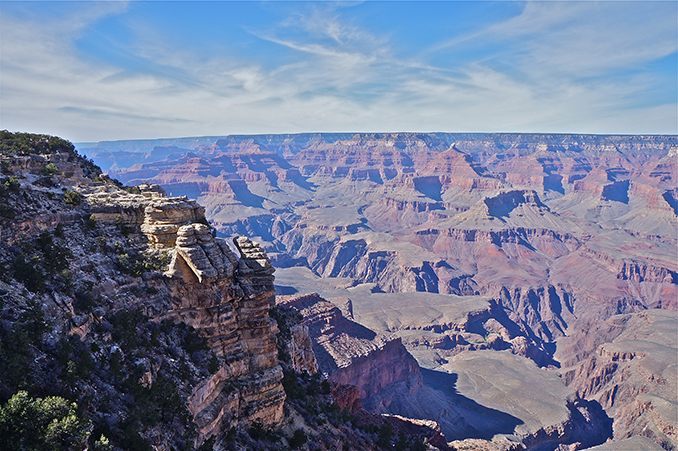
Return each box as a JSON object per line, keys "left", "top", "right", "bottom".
{"left": 83, "top": 184, "right": 287, "bottom": 442}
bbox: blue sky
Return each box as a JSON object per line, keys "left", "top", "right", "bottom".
{"left": 1, "top": 1, "right": 676, "bottom": 142}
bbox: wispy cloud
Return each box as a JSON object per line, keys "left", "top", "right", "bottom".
{"left": 0, "top": 2, "right": 675, "bottom": 142}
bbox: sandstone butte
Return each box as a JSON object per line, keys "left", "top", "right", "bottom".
{"left": 90, "top": 132, "right": 677, "bottom": 451}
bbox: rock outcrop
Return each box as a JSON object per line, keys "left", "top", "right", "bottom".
{"left": 277, "top": 293, "right": 422, "bottom": 411}
{"left": 157, "top": 227, "right": 285, "bottom": 441}
{"left": 83, "top": 183, "right": 206, "bottom": 248}
{"left": 560, "top": 310, "right": 678, "bottom": 450}
{"left": 286, "top": 322, "right": 319, "bottom": 375}
{"left": 3, "top": 150, "right": 288, "bottom": 446}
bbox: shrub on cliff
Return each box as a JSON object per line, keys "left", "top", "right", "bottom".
{"left": 0, "top": 131, "right": 104, "bottom": 181}
{"left": 0, "top": 391, "right": 92, "bottom": 450}
{"left": 64, "top": 189, "right": 81, "bottom": 206}
{"left": 289, "top": 429, "right": 307, "bottom": 449}
{"left": 270, "top": 305, "right": 303, "bottom": 363}
{"left": 0, "top": 175, "right": 19, "bottom": 193}
{"left": 0, "top": 299, "right": 49, "bottom": 396}
{"left": 10, "top": 231, "right": 72, "bottom": 293}
{"left": 377, "top": 421, "right": 393, "bottom": 448}
{"left": 0, "top": 176, "right": 19, "bottom": 220}
{"left": 42, "top": 162, "right": 59, "bottom": 176}
{"left": 12, "top": 251, "right": 47, "bottom": 292}
{"left": 0, "top": 130, "right": 75, "bottom": 157}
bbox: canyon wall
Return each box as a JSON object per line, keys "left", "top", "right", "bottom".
{"left": 88, "top": 132, "right": 677, "bottom": 450}
{"left": 0, "top": 148, "right": 288, "bottom": 449}
{"left": 84, "top": 185, "right": 287, "bottom": 443}
{"left": 277, "top": 293, "right": 422, "bottom": 411}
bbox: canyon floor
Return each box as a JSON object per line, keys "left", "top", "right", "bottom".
{"left": 87, "top": 132, "right": 678, "bottom": 450}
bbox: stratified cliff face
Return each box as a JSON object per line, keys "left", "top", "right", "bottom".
{"left": 560, "top": 310, "right": 678, "bottom": 450}
{"left": 90, "top": 132, "right": 677, "bottom": 449}
{"left": 83, "top": 185, "right": 286, "bottom": 443}
{"left": 0, "top": 144, "right": 286, "bottom": 449}
{"left": 277, "top": 293, "right": 422, "bottom": 412}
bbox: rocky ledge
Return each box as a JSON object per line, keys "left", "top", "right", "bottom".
{"left": 133, "top": 206, "right": 286, "bottom": 442}
{"left": 0, "top": 145, "right": 287, "bottom": 448}
{"left": 277, "top": 293, "right": 422, "bottom": 412}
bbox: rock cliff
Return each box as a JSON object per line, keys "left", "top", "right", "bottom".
{"left": 66, "top": 177, "right": 289, "bottom": 443}
{"left": 560, "top": 310, "right": 677, "bottom": 449}
{"left": 0, "top": 141, "right": 289, "bottom": 449}
{"left": 1, "top": 133, "right": 448, "bottom": 451}
{"left": 276, "top": 293, "right": 422, "bottom": 412}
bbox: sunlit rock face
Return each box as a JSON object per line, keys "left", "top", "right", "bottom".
{"left": 160, "top": 230, "right": 285, "bottom": 441}
{"left": 84, "top": 182, "right": 287, "bottom": 442}
{"left": 0, "top": 143, "right": 292, "bottom": 450}
{"left": 559, "top": 310, "right": 678, "bottom": 449}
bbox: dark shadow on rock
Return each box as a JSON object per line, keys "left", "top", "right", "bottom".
{"left": 227, "top": 180, "right": 266, "bottom": 208}
{"left": 420, "top": 368, "right": 524, "bottom": 440}
{"left": 485, "top": 191, "right": 546, "bottom": 217}
{"left": 543, "top": 174, "right": 565, "bottom": 194}
{"left": 566, "top": 398, "right": 613, "bottom": 450}
{"left": 662, "top": 190, "right": 678, "bottom": 215}
{"left": 601, "top": 180, "right": 630, "bottom": 204}
{"left": 369, "top": 170, "right": 384, "bottom": 185}
{"left": 287, "top": 169, "right": 317, "bottom": 191}
{"left": 311, "top": 338, "right": 342, "bottom": 373}
{"left": 275, "top": 285, "right": 298, "bottom": 295}
{"left": 340, "top": 318, "right": 378, "bottom": 341}
{"left": 305, "top": 315, "right": 378, "bottom": 374}
{"left": 488, "top": 299, "right": 561, "bottom": 368}
{"left": 414, "top": 176, "right": 443, "bottom": 201}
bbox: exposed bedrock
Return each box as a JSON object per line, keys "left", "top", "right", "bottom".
{"left": 277, "top": 227, "right": 582, "bottom": 364}
{"left": 274, "top": 292, "right": 614, "bottom": 450}
{"left": 616, "top": 260, "right": 677, "bottom": 285}
{"left": 115, "top": 206, "right": 286, "bottom": 442}
{"left": 84, "top": 183, "right": 206, "bottom": 248}
{"left": 483, "top": 189, "right": 548, "bottom": 217}
{"left": 313, "top": 238, "right": 443, "bottom": 293}
{"left": 4, "top": 177, "right": 291, "bottom": 446}
{"left": 286, "top": 321, "right": 320, "bottom": 375}
{"left": 276, "top": 293, "right": 423, "bottom": 411}
{"left": 91, "top": 133, "right": 677, "bottom": 448}
{"left": 494, "top": 285, "right": 573, "bottom": 348}
{"left": 560, "top": 310, "right": 678, "bottom": 450}
{"left": 343, "top": 288, "right": 567, "bottom": 369}
{"left": 278, "top": 227, "right": 472, "bottom": 295}
{"left": 386, "top": 351, "right": 612, "bottom": 450}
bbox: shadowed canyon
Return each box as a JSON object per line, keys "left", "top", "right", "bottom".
{"left": 81, "top": 132, "right": 677, "bottom": 450}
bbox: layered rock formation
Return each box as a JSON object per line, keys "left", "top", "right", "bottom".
{"left": 82, "top": 184, "right": 288, "bottom": 442}
{"left": 276, "top": 293, "right": 422, "bottom": 411}
{"left": 89, "top": 132, "right": 677, "bottom": 449}
{"left": 83, "top": 183, "right": 206, "bottom": 248}
{"left": 158, "top": 230, "right": 285, "bottom": 441}
{"left": 0, "top": 142, "right": 292, "bottom": 449}
{"left": 271, "top": 279, "right": 616, "bottom": 449}
{"left": 560, "top": 310, "right": 678, "bottom": 449}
